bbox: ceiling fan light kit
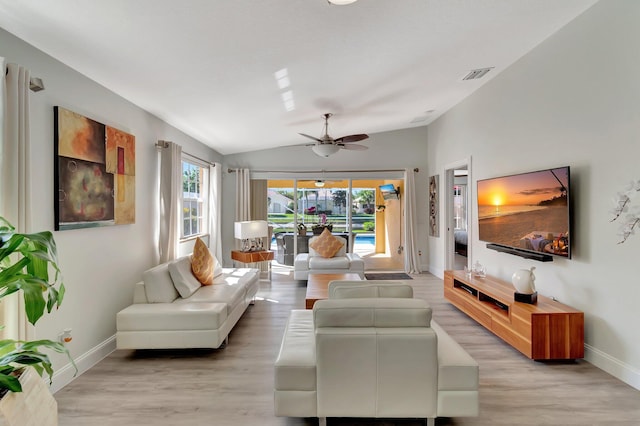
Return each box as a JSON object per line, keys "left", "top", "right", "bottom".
{"left": 312, "top": 144, "right": 341, "bottom": 158}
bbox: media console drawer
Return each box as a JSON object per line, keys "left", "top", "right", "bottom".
{"left": 444, "top": 270, "right": 584, "bottom": 360}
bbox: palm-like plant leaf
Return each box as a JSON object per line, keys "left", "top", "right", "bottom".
{"left": 0, "top": 216, "right": 75, "bottom": 394}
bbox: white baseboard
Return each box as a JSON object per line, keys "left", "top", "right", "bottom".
{"left": 584, "top": 344, "right": 640, "bottom": 391}
{"left": 427, "top": 265, "right": 444, "bottom": 279}
{"left": 50, "top": 334, "right": 117, "bottom": 394}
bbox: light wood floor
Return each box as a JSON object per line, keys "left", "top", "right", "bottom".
{"left": 55, "top": 268, "right": 640, "bottom": 425}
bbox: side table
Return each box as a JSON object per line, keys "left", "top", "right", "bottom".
{"left": 231, "top": 250, "right": 274, "bottom": 280}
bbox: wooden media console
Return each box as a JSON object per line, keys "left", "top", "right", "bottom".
{"left": 444, "top": 270, "right": 584, "bottom": 360}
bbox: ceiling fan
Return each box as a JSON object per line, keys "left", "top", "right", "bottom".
{"left": 299, "top": 113, "right": 369, "bottom": 157}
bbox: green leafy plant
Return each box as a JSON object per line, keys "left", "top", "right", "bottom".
{"left": 363, "top": 222, "right": 375, "bottom": 232}
{"left": 0, "top": 217, "right": 75, "bottom": 395}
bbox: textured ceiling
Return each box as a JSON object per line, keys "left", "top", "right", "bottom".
{"left": 0, "top": 0, "right": 597, "bottom": 155}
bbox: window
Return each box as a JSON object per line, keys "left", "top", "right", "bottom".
{"left": 182, "top": 158, "right": 209, "bottom": 238}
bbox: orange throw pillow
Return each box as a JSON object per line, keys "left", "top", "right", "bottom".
{"left": 191, "top": 237, "right": 214, "bottom": 285}
{"left": 309, "top": 228, "right": 344, "bottom": 258}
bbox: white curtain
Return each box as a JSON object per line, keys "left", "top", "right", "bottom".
{"left": 209, "top": 162, "right": 222, "bottom": 259}
{"left": 158, "top": 141, "right": 182, "bottom": 263}
{"left": 404, "top": 168, "right": 422, "bottom": 274}
{"left": 235, "top": 168, "right": 251, "bottom": 221}
{"left": 1, "top": 60, "right": 32, "bottom": 340}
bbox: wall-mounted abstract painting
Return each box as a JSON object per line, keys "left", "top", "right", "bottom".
{"left": 54, "top": 107, "right": 135, "bottom": 230}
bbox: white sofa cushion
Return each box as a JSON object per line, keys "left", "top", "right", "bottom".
{"left": 328, "top": 281, "right": 413, "bottom": 299}
{"left": 143, "top": 263, "right": 179, "bottom": 303}
{"left": 117, "top": 302, "right": 227, "bottom": 331}
{"left": 274, "top": 310, "right": 316, "bottom": 391}
{"left": 174, "top": 281, "right": 245, "bottom": 315}
{"left": 309, "top": 256, "right": 350, "bottom": 270}
{"left": 313, "top": 298, "right": 432, "bottom": 328}
{"left": 168, "top": 256, "right": 202, "bottom": 298}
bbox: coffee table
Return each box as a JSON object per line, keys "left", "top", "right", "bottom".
{"left": 305, "top": 272, "right": 363, "bottom": 309}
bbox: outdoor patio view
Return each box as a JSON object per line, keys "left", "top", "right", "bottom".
{"left": 267, "top": 180, "right": 378, "bottom": 262}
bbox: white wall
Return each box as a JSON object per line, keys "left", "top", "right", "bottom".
{"left": 426, "top": 0, "right": 640, "bottom": 389}
{"left": 0, "top": 28, "right": 221, "bottom": 391}
{"left": 221, "top": 126, "right": 429, "bottom": 268}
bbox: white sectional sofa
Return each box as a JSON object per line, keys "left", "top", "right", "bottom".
{"left": 274, "top": 281, "right": 479, "bottom": 426}
{"left": 116, "top": 255, "right": 259, "bottom": 350}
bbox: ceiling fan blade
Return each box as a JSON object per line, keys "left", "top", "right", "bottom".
{"left": 335, "top": 134, "right": 369, "bottom": 143}
{"left": 340, "top": 144, "right": 368, "bottom": 151}
{"left": 299, "top": 133, "right": 323, "bottom": 143}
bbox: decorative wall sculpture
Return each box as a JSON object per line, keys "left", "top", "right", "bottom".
{"left": 54, "top": 107, "right": 135, "bottom": 230}
{"left": 429, "top": 174, "right": 439, "bottom": 237}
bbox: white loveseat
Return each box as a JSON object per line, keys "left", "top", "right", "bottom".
{"left": 293, "top": 235, "right": 364, "bottom": 280}
{"left": 274, "top": 281, "right": 479, "bottom": 425}
{"left": 116, "top": 255, "right": 259, "bottom": 350}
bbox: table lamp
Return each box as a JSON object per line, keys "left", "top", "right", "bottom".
{"left": 234, "top": 220, "right": 268, "bottom": 252}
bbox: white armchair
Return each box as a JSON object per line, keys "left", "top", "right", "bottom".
{"left": 274, "top": 281, "right": 479, "bottom": 425}
{"left": 293, "top": 235, "right": 364, "bottom": 280}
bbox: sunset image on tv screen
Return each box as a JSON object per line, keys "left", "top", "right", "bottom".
{"left": 477, "top": 167, "right": 570, "bottom": 257}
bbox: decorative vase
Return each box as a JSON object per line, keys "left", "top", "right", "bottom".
{"left": 471, "top": 261, "right": 486, "bottom": 278}
{"left": 512, "top": 267, "right": 536, "bottom": 294}
{"left": 0, "top": 367, "right": 58, "bottom": 426}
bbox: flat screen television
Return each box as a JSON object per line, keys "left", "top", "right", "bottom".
{"left": 379, "top": 184, "right": 400, "bottom": 200}
{"left": 477, "top": 166, "right": 571, "bottom": 260}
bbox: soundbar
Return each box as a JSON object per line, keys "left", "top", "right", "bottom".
{"left": 486, "top": 243, "right": 553, "bottom": 262}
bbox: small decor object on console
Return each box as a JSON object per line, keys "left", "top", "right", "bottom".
{"left": 610, "top": 178, "right": 640, "bottom": 244}
{"left": 512, "top": 267, "right": 538, "bottom": 304}
{"left": 471, "top": 260, "right": 486, "bottom": 278}
{"left": 234, "top": 220, "right": 268, "bottom": 251}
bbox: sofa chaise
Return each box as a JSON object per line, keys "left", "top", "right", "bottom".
{"left": 116, "top": 248, "right": 260, "bottom": 350}
{"left": 274, "top": 281, "right": 479, "bottom": 425}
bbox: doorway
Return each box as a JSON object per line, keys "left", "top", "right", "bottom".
{"left": 266, "top": 177, "right": 404, "bottom": 271}
{"left": 445, "top": 159, "right": 471, "bottom": 271}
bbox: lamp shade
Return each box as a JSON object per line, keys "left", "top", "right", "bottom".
{"left": 312, "top": 144, "right": 340, "bottom": 157}
{"left": 234, "top": 220, "right": 268, "bottom": 239}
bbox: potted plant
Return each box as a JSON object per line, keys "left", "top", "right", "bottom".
{"left": 0, "top": 216, "right": 75, "bottom": 423}
{"left": 297, "top": 223, "right": 307, "bottom": 236}
{"left": 312, "top": 214, "right": 333, "bottom": 235}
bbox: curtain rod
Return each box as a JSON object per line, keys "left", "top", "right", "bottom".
{"left": 227, "top": 167, "right": 418, "bottom": 174}
{"left": 156, "top": 140, "right": 216, "bottom": 167}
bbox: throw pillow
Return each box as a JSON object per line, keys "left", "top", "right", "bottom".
{"left": 191, "top": 237, "right": 215, "bottom": 285}
{"left": 168, "top": 256, "right": 202, "bottom": 298}
{"left": 309, "top": 228, "right": 344, "bottom": 258}
{"left": 143, "top": 263, "right": 179, "bottom": 303}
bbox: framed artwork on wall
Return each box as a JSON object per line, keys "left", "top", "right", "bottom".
{"left": 429, "top": 174, "right": 439, "bottom": 237}
{"left": 54, "top": 106, "right": 135, "bottom": 230}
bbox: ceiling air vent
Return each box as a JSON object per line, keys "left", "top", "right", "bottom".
{"left": 462, "top": 67, "right": 494, "bottom": 81}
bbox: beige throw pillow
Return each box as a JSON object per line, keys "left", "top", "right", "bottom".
{"left": 309, "top": 228, "right": 344, "bottom": 258}
{"left": 191, "top": 237, "right": 215, "bottom": 285}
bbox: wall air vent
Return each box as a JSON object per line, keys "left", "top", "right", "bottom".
{"left": 462, "top": 67, "right": 494, "bottom": 81}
